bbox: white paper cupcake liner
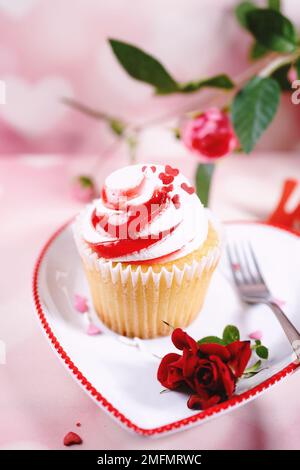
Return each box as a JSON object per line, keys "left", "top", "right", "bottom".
{"left": 73, "top": 212, "right": 221, "bottom": 288}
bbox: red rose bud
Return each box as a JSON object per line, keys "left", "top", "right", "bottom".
{"left": 182, "top": 108, "right": 238, "bottom": 161}
{"left": 71, "top": 175, "right": 96, "bottom": 203}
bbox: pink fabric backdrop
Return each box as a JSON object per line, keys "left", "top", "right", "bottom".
{"left": 0, "top": 0, "right": 300, "bottom": 156}
{"left": 1, "top": 0, "right": 300, "bottom": 450}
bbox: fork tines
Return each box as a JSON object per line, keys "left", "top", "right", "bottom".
{"left": 226, "top": 241, "right": 265, "bottom": 286}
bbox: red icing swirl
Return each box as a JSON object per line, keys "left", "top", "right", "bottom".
{"left": 86, "top": 165, "right": 182, "bottom": 259}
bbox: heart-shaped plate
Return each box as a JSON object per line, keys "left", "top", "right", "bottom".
{"left": 32, "top": 221, "right": 300, "bottom": 436}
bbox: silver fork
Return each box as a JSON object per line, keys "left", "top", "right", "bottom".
{"left": 227, "top": 241, "right": 300, "bottom": 360}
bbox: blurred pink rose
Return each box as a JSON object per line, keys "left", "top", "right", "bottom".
{"left": 71, "top": 175, "right": 96, "bottom": 203}
{"left": 288, "top": 66, "right": 297, "bottom": 84}
{"left": 181, "top": 108, "right": 238, "bottom": 161}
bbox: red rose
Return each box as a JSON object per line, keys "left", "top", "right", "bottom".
{"left": 181, "top": 108, "right": 238, "bottom": 161}
{"left": 157, "top": 328, "right": 251, "bottom": 410}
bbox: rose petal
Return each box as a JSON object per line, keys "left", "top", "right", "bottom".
{"left": 157, "top": 353, "right": 183, "bottom": 390}
{"left": 171, "top": 329, "right": 198, "bottom": 353}
{"left": 181, "top": 349, "right": 199, "bottom": 378}
{"left": 226, "top": 341, "right": 251, "bottom": 378}
{"left": 210, "top": 355, "right": 236, "bottom": 397}
{"left": 187, "top": 393, "right": 221, "bottom": 410}
{"left": 198, "top": 342, "right": 230, "bottom": 361}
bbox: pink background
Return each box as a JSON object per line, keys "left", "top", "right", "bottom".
{"left": 0, "top": 0, "right": 300, "bottom": 156}
{"left": 1, "top": 0, "right": 300, "bottom": 451}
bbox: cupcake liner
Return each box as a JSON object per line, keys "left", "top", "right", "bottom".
{"left": 73, "top": 212, "right": 221, "bottom": 338}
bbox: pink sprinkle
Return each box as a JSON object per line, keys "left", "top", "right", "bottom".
{"left": 87, "top": 323, "right": 102, "bottom": 335}
{"left": 74, "top": 294, "right": 89, "bottom": 314}
{"left": 232, "top": 263, "right": 240, "bottom": 271}
{"left": 150, "top": 165, "right": 157, "bottom": 173}
{"left": 273, "top": 298, "right": 286, "bottom": 307}
{"left": 249, "top": 330, "right": 263, "bottom": 341}
{"left": 142, "top": 165, "right": 147, "bottom": 172}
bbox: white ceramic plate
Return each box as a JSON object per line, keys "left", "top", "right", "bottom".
{"left": 33, "top": 222, "right": 300, "bottom": 436}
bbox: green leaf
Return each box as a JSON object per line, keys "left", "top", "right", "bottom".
{"left": 268, "top": 0, "right": 281, "bottom": 11}
{"left": 231, "top": 76, "right": 280, "bottom": 153}
{"left": 295, "top": 58, "right": 300, "bottom": 79}
{"left": 78, "top": 175, "right": 94, "bottom": 188}
{"left": 250, "top": 41, "right": 268, "bottom": 60}
{"left": 195, "top": 163, "right": 215, "bottom": 208}
{"left": 109, "top": 39, "right": 234, "bottom": 95}
{"left": 109, "top": 39, "right": 178, "bottom": 94}
{"left": 256, "top": 345, "right": 269, "bottom": 359}
{"left": 235, "top": 1, "right": 257, "bottom": 28}
{"left": 180, "top": 75, "right": 234, "bottom": 93}
{"left": 223, "top": 325, "right": 240, "bottom": 344}
{"left": 173, "top": 127, "right": 181, "bottom": 139}
{"left": 246, "top": 9, "right": 297, "bottom": 53}
{"left": 255, "top": 340, "right": 262, "bottom": 346}
{"left": 243, "top": 360, "right": 262, "bottom": 378}
{"left": 271, "top": 63, "right": 292, "bottom": 91}
{"left": 198, "top": 336, "right": 226, "bottom": 345}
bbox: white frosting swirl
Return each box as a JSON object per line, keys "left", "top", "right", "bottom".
{"left": 82, "top": 164, "right": 208, "bottom": 262}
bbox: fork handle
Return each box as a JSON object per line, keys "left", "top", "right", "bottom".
{"left": 266, "top": 300, "right": 300, "bottom": 360}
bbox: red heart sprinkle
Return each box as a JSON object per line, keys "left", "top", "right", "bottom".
{"left": 172, "top": 194, "right": 181, "bottom": 208}
{"left": 150, "top": 165, "right": 157, "bottom": 173}
{"left": 161, "top": 184, "right": 174, "bottom": 193}
{"left": 76, "top": 422, "right": 81, "bottom": 427}
{"left": 63, "top": 431, "right": 82, "bottom": 447}
{"left": 159, "top": 173, "right": 174, "bottom": 185}
{"left": 181, "top": 182, "right": 195, "bottom": 195}
{"left": 165, "top": 165, "right": 179, "bottom": 176}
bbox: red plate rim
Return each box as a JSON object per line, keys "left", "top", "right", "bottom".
{"left": 32, "top": 219, "right": 300, "bottom": 436}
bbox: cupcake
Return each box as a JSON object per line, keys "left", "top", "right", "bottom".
{"left": 73, "top": 164, "right": 221, "bottom": 338}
